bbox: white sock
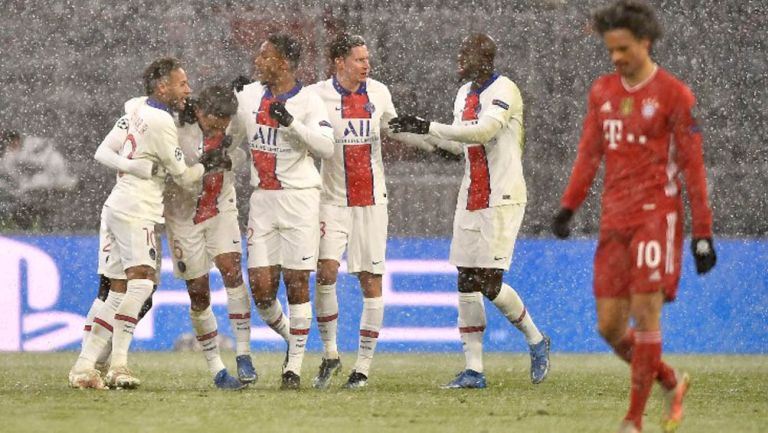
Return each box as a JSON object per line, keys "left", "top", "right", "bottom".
{"left": 226, "top": 283, "right": 252, "bottom": 356}
{"left": 256, "top": 298, "right": 290, "bottom": 343}
{"left": 82, "top": 298, "right": 104, "bottom": 346}
{"left": 354, "top": 297, "right": 384, "bottom": 377}
{"left": 190, "top": 306, "right": 226, "bottom": 376}
{"left": 73, "top": 291, "right": 123, "bottom": 371}
{"left": 458, "top": 292, "right": 486, "bottom": 373}
{"left": 315, "top": 283, "right": 339, "bottom": 359}
{"left": 110, "top": 279, "right": 153, "bottom": 369}
{"left": 284, "top": 302, "right": 312, "bottom": 375}
{"left": 492, "top": 283, "right": 543, "bottom": 345}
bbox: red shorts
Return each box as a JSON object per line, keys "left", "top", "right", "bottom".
{"left": 593, "top": 210, "right": 683, "bottom": 301}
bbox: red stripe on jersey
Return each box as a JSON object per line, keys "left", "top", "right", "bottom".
{"left": 343, "top": 144, "right": 375, "bottom": 206}
{"left": 251, "top": 149, "right": 282, "bottom": 190}
{"left": 93, "top": 317, "right": 113, "bottom": 333}
{"left": 459, "top": 325, "right": 486, "bottom": 334}
{"left": 228, "top": 313, "right": 251, "bottom": 320}
{"left": 341, "top": 92, "right": 375, "bottom": 206}
{"left": 256, "top": 96, "right": 279, "bottom": 128}
{"left": 466, "top": 146, "right": 491, "bottom": 210}
{"left": 114, "top": 314, "right": 138, "bottom": 325}
{"left": 342, "top": 92, "right": 372, "bottom": 119}
{"left": 359, "top": 329, "right": 379, "bottom": 338}
{"left": 462, "top": 93, "right": 480, "bottom": 121}
{"left": 83, "top": 325, "right": 92, "bottom": 332}
{"left": 196, "top": 330, "right": 218, "bottom": 341}
{"left": 193, "top": 171, "right": 224, "bottom": 224}
{"left": 317, "top": 313, "right": 339, "bottom": 323}
{"left": 290, "top": 327, "right": 310, "bottom": 336}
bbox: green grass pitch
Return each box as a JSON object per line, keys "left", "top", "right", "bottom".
{"left": 0, "top": 352, "right": 765, "bottom": 433}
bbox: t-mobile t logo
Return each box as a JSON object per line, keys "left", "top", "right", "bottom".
{"left": 603, "top": 119, "right": 623, "bottom": 149}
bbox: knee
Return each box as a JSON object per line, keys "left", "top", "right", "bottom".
{"left": 254, "top": 298, "right": 274, "bottom": 310}
{"left": 597, "top": 322, "right": 624, "bottom": 345}
{"left": 219, "top": 265, "right": 243, "bottom": 286}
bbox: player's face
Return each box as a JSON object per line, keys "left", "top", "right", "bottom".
{"left": 336, "top": 45, "right": 370, "bottom": 86}
{"left": 254, "top": 41, "right": 287, "bottom": 85}
{"left": 161, "top": 68, "right": 191, "bottom": 112}
{"left": 457, "top": 43, "right": 481, "bottom": 81}
{"left": 602, "top": 29, "right": 651, "bottom": 80}
{"left": 196, "top": 110, "right": 231, "bottom": 137}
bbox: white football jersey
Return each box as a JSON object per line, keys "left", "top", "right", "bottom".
{"left": 230, "top": 82, "right": 334, "bottom": 191}
{"left": 164, "top": 123, "right": 238, "bottom": 224}
{"left": 104, "top": 98, "right": 198, "bottom": 222}
{"left": 309, "top": 77, "right": 397, "bottom": 206}
{"left": 449, "top": 73, "right": 527, "bottom": 210}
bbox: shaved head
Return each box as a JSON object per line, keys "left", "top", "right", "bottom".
{"left": 457, "top": 33, "right": 497, "bottom": 83}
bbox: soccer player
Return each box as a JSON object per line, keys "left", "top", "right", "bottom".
{"left": 163, "top": 85, "right": 253, "bottom": 390}
{"left": 69, "top": 58, "right": 223, "bottom": 389}
{"left": 551, "top": 2, "right": 716, "bottom": 432}
{"left": 389, "top": 33, "right": 551, "bottom": 389}
{"left": 307, "top": 33, "right": 432, "bottom": 389}
{"left": 229, "top": 33, "right": 334, "bottom": 390}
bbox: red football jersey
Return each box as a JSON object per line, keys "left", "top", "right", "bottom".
{"left": 561, "top": 66, "right": 713, "bottom": 238}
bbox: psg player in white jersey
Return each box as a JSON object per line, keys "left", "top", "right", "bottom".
{"left": 69, "top": 58, "right": 224, "bottom": 390}
{"left": 229, "top": 33, "right": 334, "bottom": 390}
{"left": 306, "top": 33, "right": 433, "bottom": 389}
{"left": 163, "top": 86, "right": 254, "bottom": 390}
{"left": 390, "top": 34, "right": 551, "bottom": 389}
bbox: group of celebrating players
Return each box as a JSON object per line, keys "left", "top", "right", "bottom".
{"left": 67, "top": 1, "right": 716, "bottom": 432}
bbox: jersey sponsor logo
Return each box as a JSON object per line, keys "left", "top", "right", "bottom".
{"left": 343, "top": 119, "right": 372, "bottom": 138}
{"left": 641, "top": 98, "right": 659, "bottom": 119}
{"left": 253, "top": 126, "right": 278, "bottom": 147}
{"left": 319, "top": 120, "right": 332, "bottom": 128}
{"left": 492, "top": 99, "right": 509, "bottom": 110}
{"left": 603, "top": 119, "right": 623, "bottom": 149}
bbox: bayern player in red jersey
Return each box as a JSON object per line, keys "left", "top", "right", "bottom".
{"left": 552, "top": 2, "right": 716, "bottom": 432}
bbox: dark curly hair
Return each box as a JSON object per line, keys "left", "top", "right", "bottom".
{"left": 329, "top": 33, "right": 366, "bottom": 61}
{"left": 143, "top": 57, "right": 183, "bottom": 96}
{"left": 593, "top": 0, "right": 663, "bottom": 44}
{"left": 267, "top": 33, "right": 301, "bottom": 70}
{"left": 197, "top": 85, "right": 238, "bottom": 118}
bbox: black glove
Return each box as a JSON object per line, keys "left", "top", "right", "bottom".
{"left": 552, "top": 208, "right": 574, "bottom": 239}
{"left": 269, "top": 101, "right": 293, "bottom": 127}
{"left": 231, "top": 75, "right": 252, "bottom": 92}
{"left": 388, "top": 115, "right": 430, "bottom": 134}
{"left": 179, "top": 98, "right": 197, "bottom": 126}
{"left": 691, "top": 238, "right": 716, "bottom": 274}
{"left": 199, "top": 148, "right": 231, "bottom": 172}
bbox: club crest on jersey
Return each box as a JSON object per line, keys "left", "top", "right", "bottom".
{"left": 343, "top": 119, "right": 371, "bottom": 137}
{"left": 641, "top": 98, "right": 659, "bottom": 119}
{"left": 364, "top": 102, "right": 376, "bottom": 114}
{"left": 620, "top": 97, "right": 634, "bottom": 116}
{"left": 174, "top": 147, "right": 184, "bottom": 161}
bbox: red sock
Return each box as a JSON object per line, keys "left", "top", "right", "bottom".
{"left": 612, "top": 328, "right": 678, "bottom": 391}
{"left": 625, "top": 331, "right": 662, "bottom": 429}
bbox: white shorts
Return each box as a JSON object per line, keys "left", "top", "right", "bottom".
{"left": 166, "top": 210, "right": 242, "bottom": 280}
{"left": 246, "top": 189, "right": 320, "bottom": 271}
{"left": 319, "top": 203, "right": 388, "bottom": 274}
{"left": 449, "top": 203, "right": 525, "bottom": 270}
{"left": 97, "top": 206, "right": 161, "bottom": 279}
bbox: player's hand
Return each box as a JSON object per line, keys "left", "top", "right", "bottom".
{"left": 199, "top": 148, "right": 231, "bottom": 172}
{"left": 389, "top": 115, "right": 430, "bottom": 134}
{"left": 179, "top": 98, "right": 197, "bottom": 126}
{"left": 269, "top": 101, "right": 293, "bottom": 127}
{"left": 691, "top": 238, "right": 716, "bottom": 274}
{"left": 552, "top": 208, "right": 574, "bottom": 239}
{"left": 231, "top": 75, "right": 252, "bottom": 92}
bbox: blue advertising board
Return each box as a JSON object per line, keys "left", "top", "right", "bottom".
{"left": 1, "top": 235, "right": 766, "bottom": 353}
